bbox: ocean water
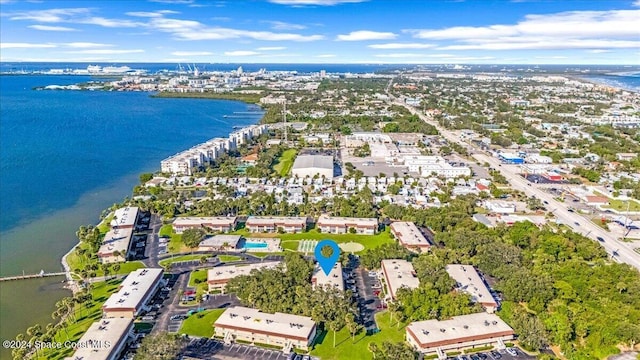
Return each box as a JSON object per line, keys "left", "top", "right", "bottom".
{"left": 0, "top": 74, "right": 260, "bottom": 357}
{"left": 582, "top": 72, "right": 640, "bottom": 93}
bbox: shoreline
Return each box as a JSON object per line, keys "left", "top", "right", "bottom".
{"left": 572, "top": 74, "right": 639, "bottom": 94}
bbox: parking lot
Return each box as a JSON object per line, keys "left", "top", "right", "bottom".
{"left": 182, "top": 337, "right": 318, "bottom": 360}
{"left": 447, "top": 348, "right": 536, "bottom": 360}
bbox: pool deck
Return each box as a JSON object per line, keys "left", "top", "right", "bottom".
{"left": 243, "top": 238, "right": 282, "bottom": 253}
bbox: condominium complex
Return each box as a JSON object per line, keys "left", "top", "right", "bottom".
{"left": 64, "top": 318, "right": 134, "bottom": 360}
{"left": 406, "top": 313, "right": 514, "bottom": 355}
{"left": 102, "top": 268, "right": 165, "bottom": 318}
{"left": 445, "top": 264, "right": 498, "bottom": 313}
{"left": 311, "top": 263, "right": 344, "bottom": 292}
{"left": 111, "top": 206, "right": 139, "bottom": 229}
{"left": 161, "top": 125, "right": 267, "bottom": 175}
{"left": 97, "top": 227, "right": 133, "bottom": 263}
{"left": 245, "top": 216, "right": 307, "bottom": 233}
{"left": 316, "top": 215, "right": 378, "bottom": 235}
{"left": 172, "top": 216, "right": 238, "bottom": 234}
{"left": 207, "top": 262, "right": 281, "bottom": 293}
{"left": 214, "top": 306, "right": 317, "bottom": 352}
{"left": 390, "top": 221, "right": 431, "bottom": 253}
{"left": 381, "top": 259, "right": 420, "bottom": 301}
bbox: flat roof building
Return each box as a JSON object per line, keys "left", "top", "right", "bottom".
{"left": 245, "top": 216, "right": 307, "bottom": 233}
{"left": 403, "top": 156, "right": 471, "bottom": 179}
{"left": 406, "top": 313, "right": 514, "bottom": 355}
{"left": 290, "top": 155, "right": 334, "bottom": 179}
{"left": 214, "top": 306, "right": 317, "bottom": 352}
{"left": 199, "top": 234, "right": 243, "bottom": 251}
{"left": 173, "top": 217, "right": 237, "bottom": 234}
{"left": 102, "top": 268, "right": 165, "bottom": 318}
{"left": 446, "top": 265, "right": 498, "bottom": 313}
{"left": 64, "top": 318, "right": 133, "bottom": 360}
{"left": 208, "top": 262, "right": 280, "bottom": 293}
{"left": 97, "top": 227, "right": 133, "bottom": 264}
{"left": 381, "top": 259, "right": 420, "bottom": 301}
{"left": 311, "top": 263, "right": 344, "bottom": 292}
{"left": 390, "top": 222, "right": 431, "bottom": 253}
{"left": 316, "top": 215, "right": 378, "bottom": 235}
{"left": 111, "top": 207, "right": 139, "bottom": 229}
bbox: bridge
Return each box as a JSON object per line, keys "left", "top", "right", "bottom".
{"left": 0, "top": 270, "right": 67, "bottom": 282}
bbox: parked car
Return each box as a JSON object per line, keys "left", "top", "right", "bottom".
{"left": 490, "top": 351, "right": 502, "bottom": 359}
{"left": 506, "top": 348, "right": 518, "bottom": 356}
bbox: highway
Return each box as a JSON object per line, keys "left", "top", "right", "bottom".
{"left": 393, "top": 99, "right": 640, "bottom": 272}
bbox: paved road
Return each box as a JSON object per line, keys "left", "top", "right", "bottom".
{"left": 392, "top": 98, "right": 640, "bottom": 272}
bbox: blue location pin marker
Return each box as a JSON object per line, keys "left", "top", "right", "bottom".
{"left": 314, "top": 239, "right": 341, "bottom": 276}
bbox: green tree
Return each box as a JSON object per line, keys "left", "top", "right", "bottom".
{"left": 182, "top": 228, "right": 206, "bottom": 251}
{"left": 134, "top": 332, "right": 182, "bottom": 360}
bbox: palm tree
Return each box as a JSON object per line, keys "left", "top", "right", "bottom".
{"left": 368, "top": 342, "right": 379, "bottom": 359}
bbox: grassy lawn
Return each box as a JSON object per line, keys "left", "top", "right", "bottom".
{"left": 310, "top": 311, "right": 407, "bottom": 360}
{"left": 187, "top": 269, "right": 210, "bottom": 299}
{"left": 218, "top": 255, "right": 241, "bottom": 262}
{"left": 179, "top": 309, "right": 225, "bottom": 338}
{"left": 593, "top": 191, "right": 640, "bottom": 212}
{"left": 97, "top": 212, "right": 114, "bottom": 234}
{"left": 272, "top": 149, "right": 297, "bottom": 177}
{"left": 159, "top": 224, "right": 188, "bottom": 253}
{"left": 244, "top": 228, "right": 394, "bottom": 253}
{"left": 34, "top": 279, "right": 122, "bottom": 360}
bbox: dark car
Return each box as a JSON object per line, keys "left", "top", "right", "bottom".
{"left": 597, "top": 236, "right": 605, "bottom": 242}
{"left": 478, "top": 353, "right": 488, "bottom": 360}
{"left": 470, "top": 354, "right": 481, "bottom": 360}
{"left": 574, "top": 221, "right": 580, "bottom": 226}
{"left": 490, "top": 351, "right": 502, "bottom": 359}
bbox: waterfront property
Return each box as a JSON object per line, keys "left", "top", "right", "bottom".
{"left": 102, "top": 268, "right": 165, "bottom": 318}
{"left": 446, "top": 264, "right": 498, "bottom": 313}
{"left": 311, "top": 262, "right": 344, "bottom": 292}
{"left": 290, "top": 155, "right": 334, "bottom": 179}
{"left": 97, "top": 227, "right": 133, "bottom": 263}
{"left": 406, "top": 313, "right": 514, "bottom": 355}
{"left": 214, "top": 306, "right": 317, "bottom": 352}
{"left": 316, "top": 215, "right": 378, "bottom": 235}
{"left": 381, "top": 259, "right": 420, "bottom": 301}
{"left": 173, "top": 216, "right": 238, "bottom": 234}
{"left": 64, "top": 318, "right": 133, "bottom": 360}
{"left": 245, "top": 216, "right": 308, "bottom": 233}
{"left": 207, "top": 262, "right": 280, "bottom": 293}
{"left": 111, "top": 206, "right": 139, "bottom": 229}
{"left": 390, "top": 221, "right": 431, "bottom": 253}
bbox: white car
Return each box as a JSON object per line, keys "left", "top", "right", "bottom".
{"left": 505, "top": 348, "right": 518, "bottom": 356}
{"left": 368, "top": 271, "right": 377, "bottom": 277}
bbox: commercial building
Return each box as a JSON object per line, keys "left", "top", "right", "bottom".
{"left": 290, "top": 155, "right": 334, "bottom": 179}
{"left": 403, "top": 156, "right": 471, "bottom": 179}
{"left": 406, "top": 313, "right": 515, "bottom": 355}
{"left": 445, "top": 265, "right": 498, "bottom": 313}
{"left": 111, "top": 207, "right": 139, "bottom": 229}
{"left": 381, "top": 259, "right": 420, "bottom": 301}
{"left": 390, "top": 222, "right": 431, "bottom": 253}
{"left": 498, "top": 153, "right": 524, "bottom": 164}
{"left": 64, "top": 318, "right": 133, "bottom": 360}
{"left": 311, "top": 263, "right": 344, "bottom": 292}
{"left": 316, "top": 215, "right": 378, "bottom": 235}
{"left": 245, "top": 216, "right": 307, "bottom": 233}
{"left": 172, "top": 217, "right": 237, "bottom": 233}
{"left": 214, "top": 306, "right": 317, "bottom": 352}
{"left": 97, "top": 227, "right": 133, "bottom": 263}
{"left": 484, "top": 201, "right": 516, "bottom": 214}
{"left": 208, "top": 262, "right": 280, "bottom": 293}
{"left": 102, "top": 268, "right": 165, "bottom": 318}
{"left": 526, "top": 154, "right": 552, "bottom": 164}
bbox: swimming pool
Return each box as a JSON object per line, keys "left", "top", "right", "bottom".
{"left": 243, "top": 241, "right": 268, "bottom": 249}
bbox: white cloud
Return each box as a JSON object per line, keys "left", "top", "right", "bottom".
{"left": 368, "top": 43, "right": 435, "bottom": 49}
{"left": 28, "top": 24, "right": 77, "bottom": 31}
{"left": 125, "top": 12, "right": 166, "bottom": 18}
{"left": 224, "top": 50, "right": 260, "bottom": 56}
{"left": 79, "top": 17, "right": 142, "bottom": 28}
{"left": 8, "top": 8, "right": 90, "bottom": 22}
{"left": 64, "top": 42, "right": 113, "bottom": 48}
{"left": 588, "top": 49, "right": 611, "bottom": 53}
{"left": 374, "top": 53, "right": 432, "bottom": 58}
{"left": 411, "top": 10, "right": 640, "bottom": 51}
{"left": 336, "top": 30, "right": 396, "bottom": 41}
{"left": 170, "top": 51, "right": 213, "bottom": 56}
{"left": 316, "top": 54, "right": 336, "bottom": 57}
{"left": 0, "top": 42, "right": 56, "bottom": 48}
{"left": 264, "top": 20, "right": 306, "bottom": 30}
{"left": 65, "top": 49, "right": 144, "bottom": 54}
{"left": 256, "top": 46, "right": 287, "bottom": 51}
{"left": 268, "top": 0, "right": 367, "bottom": 5}
{"left": 149, "top": 0, "right": 194, "bottom": 4}
{"left": 634, "top": 0, "right": 640, "bottom": 7}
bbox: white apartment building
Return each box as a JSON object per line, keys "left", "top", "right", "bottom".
{"left": 245, "top": 216, "right": 307, "bottom": 233}
{"left": 102, "top": 268, "right": 165, "bottom": 318}
{"left": 311, "top": 263, "right": 344, "bottom": 292}
{"left": 390, "top": 222, "right": 431, "bottom": 253}
{"left": 316, "top": 215, "right": 378, "bottom": 235}
{"left": 445, "top": 264, "right": 498, "bottom": 313}
{"left": 64, "top": 318, "right": 133, "bottom": 360}
{"left": 208, "top": 262, "right": 280, "bottom": 293}
{"left": 172, "top": 216, "right": 237, "bottom": 233}
{"left": 381, "top": 259, "right": 420, "bottom": 301}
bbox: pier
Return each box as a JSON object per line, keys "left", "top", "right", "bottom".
{"left": 0, "top": 270, "right": 67, "bottom": 282}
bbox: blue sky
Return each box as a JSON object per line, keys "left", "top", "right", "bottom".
{"left": 1, "top": 0, "right": 639, "bottom": 64}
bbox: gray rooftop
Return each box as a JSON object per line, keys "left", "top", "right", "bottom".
{"left": 291, "top": 155, "right": 333, "bottom": 170}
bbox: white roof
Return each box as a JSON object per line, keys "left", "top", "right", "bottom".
{"left": 173, "top": 216, "right": 237, "bottom": 226}
{"left": 208, "top": 262, "right": 280, "bottom": 283}
{"left": 291, "top": 155, "right": 333, "bottom": 170}
{"left": 246, "top": 216, "right": 307, "bottom": 226}
{"left": 111, "top": 207, "right": 139, "bottom": 228}
{"left": 312, "top": 263, "right": 344, "bottom": 291}
{"left": 215, "top": 306, "right": 316, "bottom": 341}
{"left": 199, "top": 235, "right": 242, "bottom": 248}
{"left": 317, "top": 215, "right": 378, "bottom": 228}
{"left": 65, "top": 318, "right": 132, "bottom": 360}
{"left": 103, "top": 268, "right": 163, "bottom": 313}
{"left": 381, "top": 259, "right": 420, "bottom": 299}
{"left": 445, "top": 265, "right": 497, "bottom": 307}
{"left": 390, "top": 222, "right": 430, "bottom": 248}
{"left": 98, "top": 227, "right": 133, "bottom": 256}
{"left": 407, "top": 313, "right": 514, "bottom": 347}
